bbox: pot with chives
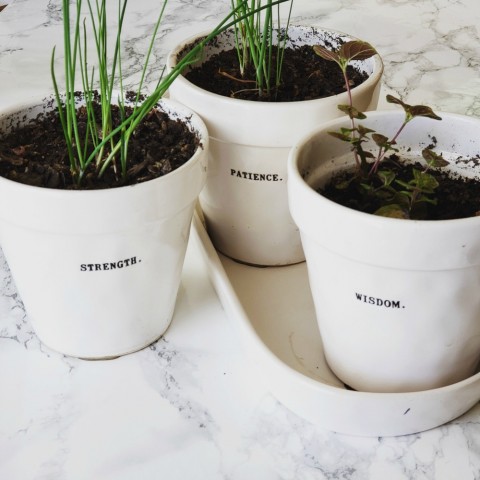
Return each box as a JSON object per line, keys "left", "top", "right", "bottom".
{"left": 0, "top": 0, "right": 216, "bottom": 358}
{"left": 167, "top": 1, "right": 384, "bottom": 266}
{"left": 287, "top": 42, "right": 480, "bottom": 392}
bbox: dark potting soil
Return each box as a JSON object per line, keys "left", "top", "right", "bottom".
{"left": 184, "top": 45, "right": 369, "bottom": 102}
{"left": 321, "top": 157, "right": 480, "bottom": 220}
{"left": 0, "top": 95, "right": 200, "bottom": 190}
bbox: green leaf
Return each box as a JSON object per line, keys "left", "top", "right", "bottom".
{"left": 413, "top": 170, "right": 439, "bottom": 192}
{"left": 350, "top": 136, "right": 367, "bottom": 148}
{"left": 376, "top": 169, "right": 396, "bottom": 186}
{"left": 356, "top": 124, "right": 375, "bottom": 136}
{"left": 374, "top": 204, "right": 409, "bottom": 219}
{"left": 328, "top": 131, "right": 352, "bottom": 142}
{"left": 372, "top": 133, "right": 389, "bottom": 147}
{"left": 359, "top": 182, "right": 374, "bottom": 192}
{"left": 335, "top": 179, "right": 352, "bottom": 190}
{"left": 416, "top": 194, "right": 438, "bottom": 206}
{"left": 338, "top": 40, "right": 378, "bottom": 62}
{"left": 392, "top": 191, "right": 412, "bottom": 208}
{"left": 374, "top": 188, "right": 397, "bottom": 201}
{"left": 395, "top": 179, "right": 415, "bottom": 191}
{"left": 338, "top": 104, "right": 367, "bottom": 119}
{"left": 422, "top": 148, "right": 449, "bottom": 167}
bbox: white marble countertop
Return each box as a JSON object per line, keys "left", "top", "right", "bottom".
{"left": 2, "top": 0, "right": 480, "bottom": 478}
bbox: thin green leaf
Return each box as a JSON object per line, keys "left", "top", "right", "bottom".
{"left": 395, "top": 179, "right": 415, "bottom": 191}
{"left": 359, "top": 182, "right": 374, "bottom": 192}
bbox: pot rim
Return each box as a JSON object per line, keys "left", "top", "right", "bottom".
{"left": 287, "top": 109, "right": 480, "bottom": 270}
{"left": 0, "top": 94, "right": 209, "bottom": 198}
{"left": 289, "top": 109, "right": 480, "bottom": 228}
{"left": 167, "top": 24, "right": 384, "bottom": 110}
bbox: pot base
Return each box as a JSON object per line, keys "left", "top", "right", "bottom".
{"left": 193, "top": 213, "right": 480, "bottom": 437}
{"left": 34, "top": 324, "right": 171, "bottom": 360}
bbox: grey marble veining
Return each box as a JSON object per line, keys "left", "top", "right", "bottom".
{"left": 2, "top": 0, "right": 480, "bottom": 478}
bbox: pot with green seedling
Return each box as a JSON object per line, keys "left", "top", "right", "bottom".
{"left": 167, "top": 1, "right": 384, "bottom": 266}
{"left": 0, "top": 0, "right": 265, "bottom": 358}
{"left": 288, "top": 41, "right": 480, "bottom": 393}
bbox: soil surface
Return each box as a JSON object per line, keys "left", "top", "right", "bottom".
{"left": 184, "top": 45, "right": 369, "bottom": 102}
{"left": 0, "top": 95, "right": 200, "bottom": 190}
{"left": 321, "top": 156, "right": 480, "bottom": 220}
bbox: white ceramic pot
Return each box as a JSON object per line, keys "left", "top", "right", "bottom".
{"left": 167, "top": 25, "right": 383, "bottom": 266}
{"left": 0, "top": 97, "right": 208, "bottom": 359}
{"left": 288, "top": 110, "right": 480, "bottom": 393}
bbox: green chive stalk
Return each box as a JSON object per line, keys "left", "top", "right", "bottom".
{"left": 230, "top": 0, "right": 293, "bottom": 97}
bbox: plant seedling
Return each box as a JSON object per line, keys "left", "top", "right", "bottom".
{"left": 314, "top": 41, "right": 445, "bottom": 219}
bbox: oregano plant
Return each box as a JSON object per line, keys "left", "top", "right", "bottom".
{"left": 313, "top": 40, "right": 446, "bottom": 219}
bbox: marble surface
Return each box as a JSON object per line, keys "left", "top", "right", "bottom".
{"left": 2, "top": 0, "right": 480, "bottom": 478}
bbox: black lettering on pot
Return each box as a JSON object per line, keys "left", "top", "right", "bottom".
{"left": 80, "top": 256, "right": 141, "bottom": 272}
{"left": 230, "top": 169, "right": 282, "bottom": 182}
{"left": 355, "top": 293, "right": 405, "bottom": 309}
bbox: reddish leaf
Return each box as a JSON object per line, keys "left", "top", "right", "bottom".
{"left": 386, "top": 95, "right": 407, "bottom": 107}
{"left": 408, "top": 105, "right": 442, "bottom": 120}
{"left": 422, "top": 148, "right": 449, "bottom": 167}
{"left": 338, "top": 41, "right": 377, "bottom": 62}
{"left": 313, "top": 45, "right": 340, "bottom": 63}
{"left": 356, "top": 124, "right": 375, "bottom": 136}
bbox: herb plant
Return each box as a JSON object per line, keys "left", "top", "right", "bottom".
{"left": 313, "top": 41, "right": 446, "bottom": 219}
{"left": 229, "top": 0, "right": 293, "bottom": 98}
{"left": 51, "top": 0, "right": 288, "bottom": 187}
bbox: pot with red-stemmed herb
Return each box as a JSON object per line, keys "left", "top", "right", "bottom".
{"left": 288, "top": 41, "right": 480, "bottom": 393}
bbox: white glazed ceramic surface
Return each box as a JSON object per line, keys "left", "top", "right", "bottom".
{"left": 193, "top": 212, "right": 480, "bottom": 437}
{"left": 0, "top": 97, "right": 208, "bottom": 359}
{"left": 167, "top": 26, "right": 384, "bottom": 266}
{"left": 288, "top": 110, "right": 480, "bottom": 393}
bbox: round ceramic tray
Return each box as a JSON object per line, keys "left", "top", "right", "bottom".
{"left": 192, "top": 212, "right": 480, "bottom": 437}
